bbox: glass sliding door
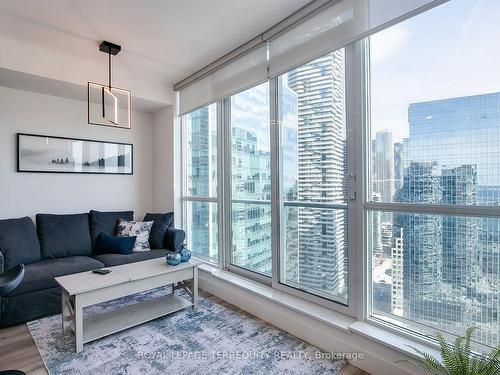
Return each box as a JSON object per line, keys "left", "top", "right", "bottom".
{"left": 277, "top": 50, "right": 349, "bottom": 303}
{"left": 229, "top": 82, "right": 272, "bottom": 276}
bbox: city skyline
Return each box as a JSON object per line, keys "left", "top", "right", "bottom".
{"left": 186, "top": 58, "right": 499, "bottom": 350}
{"left": 371, "top": 92, "right": 499, "bottom": 348}
{"left": 371, "top": 0, "right": 500, "bottom": 143}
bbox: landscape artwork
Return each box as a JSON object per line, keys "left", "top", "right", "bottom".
{"left": 17, "top": 133, "right": 133, "bottom": 174}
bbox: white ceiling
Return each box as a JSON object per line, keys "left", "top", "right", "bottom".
{"left": 0, "top": 0, "right": 309, "bottom": 86}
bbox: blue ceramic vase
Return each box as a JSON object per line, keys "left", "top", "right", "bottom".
{"left": 166, "top": 252, "right": 181, "bottom": 266}
{"left": 180, "top": 247, "right": 191, "bottom": 262}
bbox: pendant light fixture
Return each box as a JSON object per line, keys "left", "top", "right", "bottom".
{"left": 88, "top": 41, "right": 131, "bottom": 129}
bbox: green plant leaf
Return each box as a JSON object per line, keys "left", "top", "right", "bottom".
{"left": 406, "top": 345, "right": 446, "bottom": 375}
{"left": 397, "top": 326, "right": 500, "bottom": 375}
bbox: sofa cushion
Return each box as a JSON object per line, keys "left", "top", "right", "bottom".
{"left": 89, "top": 210, "right": 133, "bottom": 250}
{"left": 164, "top": 227, "right": 186, "bottom": 252}
{"left": 1, "top": 287, "right": 61, "bottom": 326}
{"left": 7, "top": 256, "right": 104, "bottom": 296}
{"left": 116, "top": 219, "right": 154, "bottom": 252}
{"left": 144, "top": 213, "right": 174, "bottom": 249}
{"left": 0, "top": 217, "right": 41, "bottom": 271}
{"left": 92, "top": 249, "right": 168, "bottom": 267}
{"left": 96, "top": 233, "right": 136, "bottom": 255}
{"left": 36, "top": 213, "right": 92, "bottom": 259}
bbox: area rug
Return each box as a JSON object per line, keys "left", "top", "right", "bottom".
{"left": 28, "top": 288, "right": 347, "bottom": 374}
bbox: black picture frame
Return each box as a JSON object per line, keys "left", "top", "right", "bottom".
{"left": 17, "top": 133, "right": 134, "bottom": 175}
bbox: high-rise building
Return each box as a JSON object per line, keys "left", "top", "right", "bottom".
{"left": 186, "top": 106, "right": 217, "bottom": 260}
{"left": 391, "top": 226, "right": 404, "bottom": 317}
{"left": 441, "top": 165, "right": 479, "bottom": 288}
{"left": 408, "top": 93, "right": 500, "bottom": 191}
{"left": 288, "top": 50, "right": 347, "bottom": 297}
{"left": 381, "top": 222, "right": 393, "bottom": 257}
{"left": 370, "top": 193, "right": 383, "bottom": 258}
{"left": 398, "top": 92, "right": 500, "bottom": 345}
{"left": 398, "top": 162, "right": 442, "bottom": 320}
{"left": 394, "top": 141, "right": 404, "bottom": 192}
{"left": 230, "top": 84, "right": 272, "bottom": 274}
{"left": 373, "top": 130, "right": 395, "bottom": 204}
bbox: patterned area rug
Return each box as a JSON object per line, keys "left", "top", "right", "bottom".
{"left": 28, "top": 289, "right": 346, "bottom": 374}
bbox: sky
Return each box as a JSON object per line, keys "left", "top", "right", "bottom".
{"left": 231, "top": 0, "right": 500, "bottom": 149}
{"left": 370, "top": 0, "right": 500, "bottom": 142}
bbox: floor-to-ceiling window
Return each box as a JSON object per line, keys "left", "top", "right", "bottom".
{"left": 229, "top": 82, "right": 272, "bottom": 276}
{"left": 366, "top": 0, "right": 500, "bottom": 349}
{"left": 182, "top": 104, "right": 219, "bottom": 263}
{"left": 179, "top": 0, "right": 500, "bottom": 352}
{"left": 277, "top": 50, "right": 349, "bottom": 304}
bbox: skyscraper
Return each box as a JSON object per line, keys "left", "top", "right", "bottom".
{"left": 441, "top": 165, "right": 479, "bottom": 288}
{"left": 370, "top": 193, "right": 383, "bottom": 258}
{"left": 395, "top": 92, "right": 500, "bottom": 346}
{"left": 391, "top": 226, "right": 404, "bottom": 317}
{"left": 393, "top": 141, "right": 404, "bottom": 192}
{"left": 373, "top": 130, "right": 395, "bottom": 204}
{"left": 288, "top": 50, "right": 347, "bottom": 297}
{"left": 398, "top": 162, "right": 443, "bottom": 320}
{"left": 408, "top": 93, "right": 500, "bottom": 191}
{"left": 186, "top": 106, "right": 217, "bottom": 260}
{"left": 230, "top": 84, "right": 272, "bottom": 274}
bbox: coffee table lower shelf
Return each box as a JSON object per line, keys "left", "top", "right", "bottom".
{"left": 83, "top": 294, "right": 192, "bottom": 344}
{"left": 56, "top": 259, "right": 200, "bottom": 352}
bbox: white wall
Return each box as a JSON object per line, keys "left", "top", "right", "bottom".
{"left": 0, "top": 86, "right": 155, "bottom": 220}
{"left": 152, "top": 107, "right": 175, "bottom": 213}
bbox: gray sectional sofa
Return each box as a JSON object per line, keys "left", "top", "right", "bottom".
{"left": 0, "top": 210, "right": 185, "bottom": 326}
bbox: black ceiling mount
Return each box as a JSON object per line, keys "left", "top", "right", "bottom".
{"left": 99, "top": 41, "right": 121, "bottom": 55}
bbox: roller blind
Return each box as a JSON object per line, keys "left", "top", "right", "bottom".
{"left": 268, "top": 0, "right": 446, "bottom": 77}
{"left": 178, "top": 45, "right": 267, "bottom": 115}
{"left": 177, "top": 0, "right": 447, "bottom": 115}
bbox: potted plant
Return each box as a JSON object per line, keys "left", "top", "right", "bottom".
{"left": 398, "top": 326, "right": 499, "bottom": 374}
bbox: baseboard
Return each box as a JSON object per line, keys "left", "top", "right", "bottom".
{"left": 199, "top": 269, "right": 427, "bottom": 375}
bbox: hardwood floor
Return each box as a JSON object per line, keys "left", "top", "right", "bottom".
{"left": 0, "top": 291, "right": 369, "bottom": 375}
{"left": 0, "top": 324, "right": 47, "bottom": 374}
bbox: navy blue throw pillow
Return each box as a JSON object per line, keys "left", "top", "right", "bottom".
{"left": 96, "top": 233, "right": 136, "bottom": 255}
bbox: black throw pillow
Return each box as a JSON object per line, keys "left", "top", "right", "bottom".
{"left": 0, "top": 217, "right": 41, "bottom": 270}
{"left": 96, "top": 233, "right": 136, "bottom": 255}
{"left": 143, "top": 213, "right": 174, "bottom": 249}
{"left": 89, "top": 210, "right": 134, "bottom": 249}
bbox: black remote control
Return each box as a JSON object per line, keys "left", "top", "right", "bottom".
{"left": 92, "top": 269, "right": 111, "bottom": 275}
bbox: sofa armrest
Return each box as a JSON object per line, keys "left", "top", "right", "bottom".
{"left": 0, "top": 250, "right": 4, "bottom": 273}
{"left": 164, "top": 228, "right": 186, "bottom": 252}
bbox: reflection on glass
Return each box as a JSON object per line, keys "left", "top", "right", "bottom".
{"left": 185, "top": 104, "right": 217, "bottom": 197}
{"left": 369, "top": 210, "right": 499, "bottom": 348}
{"left": 279, "top": 49, "right": 348, "bottom": 302}
{"left": 231, "top": 202, "right": 272, "bottom": 275}
{"left": 283, "top": 206, "right": 348, "bottom": 302}
{"left": 184, "top": 201, "right": 218, "bottom": 263}
{"left": 367, "top": 0, "right": 500, "bottom": 349}
{"left": 230, "top": 83, "right": 272, "bottom": 275}
{"left": 231, "top": 83, "right": 270, "bottom": 201}
{"left": 369, "top": 1, "right": 500, "bottom": 206}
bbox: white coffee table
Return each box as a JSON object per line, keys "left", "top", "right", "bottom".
{"left": 55, "top": 258, "right": 200, "bottom": 352}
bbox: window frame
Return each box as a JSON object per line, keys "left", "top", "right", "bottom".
{"left": 179, "top": 26, "right": 500, "bottom": 350}
{"left": 270, "top": 46, "right": 361, "bottom": 315}
{"left": 222, "top": 87, "right": 274, "bottom": 285}
{"left": 180, "top": 102, "right": 222, "bottom": 266}
{"left": 362, "top": 31, "right": 500, "bottom": 350}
